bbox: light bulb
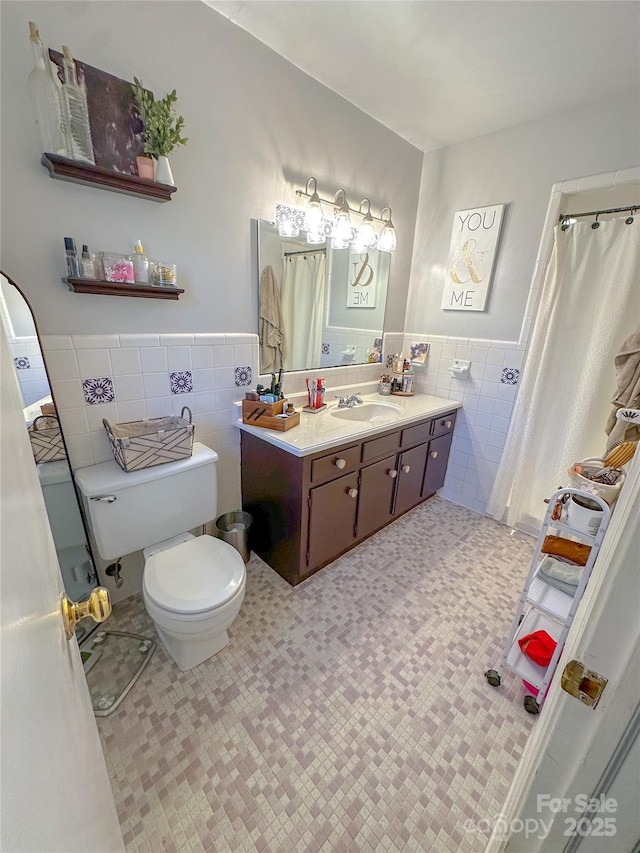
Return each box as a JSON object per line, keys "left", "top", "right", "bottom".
{"left": 305, "top": 197, "right": 323, "bottom": 233}
{"left": 355, "top": 217, "right": 378, "bottom": 250}
{"left": 378, "top": 208, "right": 396, "bottom": 252}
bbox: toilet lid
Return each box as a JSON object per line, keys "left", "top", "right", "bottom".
{"left": 144, "top": 536, "right": 245, "bottom": 614}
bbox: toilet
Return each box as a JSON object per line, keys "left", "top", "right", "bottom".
{"left": 75, "top": 443, "right": 246, "bottom": 671}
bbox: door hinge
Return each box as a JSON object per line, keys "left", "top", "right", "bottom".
{"left": 305, "top": 549, "right": 310, "bottom": 566}
{"left": 561, "top": 659, "right": 608, "bottom": 709}
{"left": 308, "top": 495, "right": 312, "bottom": 509}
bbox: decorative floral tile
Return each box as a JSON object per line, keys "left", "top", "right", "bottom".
{"left": 321, "top": 343, "right": 330, "bottom": 355}
{"left": 501, "top": 367, "right": 520, "bottom": 385}
{"left": 14, "top": 356, "right": 30, "bottom": 370}
{"left": 170, "top": 371, "right": 193, "bottom": 394}
{"left": 82, "top": 377, "right": 115, "bottom": 405}
{"left": 235, "top": 366, "right": 252, "bottom": 387}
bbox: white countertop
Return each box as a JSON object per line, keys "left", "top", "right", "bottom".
{"left": 235, "top": 390, "right": 462, "bottom": 457}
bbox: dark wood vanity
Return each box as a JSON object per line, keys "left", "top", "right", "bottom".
{"left": 241, "top": 410, "right": 456, "bottom": 585}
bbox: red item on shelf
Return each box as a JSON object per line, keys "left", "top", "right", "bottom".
{"left": 518, "top": 630, "right": 557, "bottom": 667}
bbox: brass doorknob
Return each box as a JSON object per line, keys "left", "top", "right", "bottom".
{"left": 431, "top": 450, "right": 438, "bottom": 458}
{"left": 402, "top": 465, "right": 411, "bottom": 473}
{"left": 388, "top": 469, "right": 398, "bottom": 478}
{"left": 347, "top": 488, "right": 358, "bottom": 499}
{"left": 335, "top": 458, "right": 347, "bottom": 469}
{"left": 61, "top": 587, "right": 111, "bottom": 640}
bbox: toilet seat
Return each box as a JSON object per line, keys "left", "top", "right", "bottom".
{"left": 143, "top": 535, "right": 245, "bottom": 615}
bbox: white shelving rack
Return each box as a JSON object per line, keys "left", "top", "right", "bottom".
{"left": 486, "top": 487, "right": 612, "bottom": 714}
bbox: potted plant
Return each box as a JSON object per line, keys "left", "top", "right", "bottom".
{"left": 132, "top": 78, "right": 188, "bottom": 185}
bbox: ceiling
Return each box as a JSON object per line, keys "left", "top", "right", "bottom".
{"left": 205, "top": 0, "right": 640, "bottom": 153}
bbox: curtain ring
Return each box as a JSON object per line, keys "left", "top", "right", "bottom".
{"left": 626, "top": 209, "right": 635, "bottom": 224}
{"left": 561, "top": 216, "right": 570, "bottom": 231}
{"left": 591, "top": 213, "right": 600, "bottom": 229}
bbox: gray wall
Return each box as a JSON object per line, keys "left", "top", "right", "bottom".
{"left": 405, "top": 91, "right": 640, "bottom": 342}
{"left": 1, "top": 1, "right": 422, "bottom": 336}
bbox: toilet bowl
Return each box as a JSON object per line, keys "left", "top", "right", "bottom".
{"left": 142, "top": 532, "right": 245, "bottom": 671}
{"left": 75, "top": 442, "right": 246, "bottom": 671}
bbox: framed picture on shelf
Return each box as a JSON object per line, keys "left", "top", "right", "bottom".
{"left": 49, "top": 50, "right": 145, "bottom": 175}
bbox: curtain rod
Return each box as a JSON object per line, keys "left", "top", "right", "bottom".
{"left": 559, "top": 204, "right": 638, "bottom": 221}
{"left": 283, "top": 248, "right": 327, "bottom": 257}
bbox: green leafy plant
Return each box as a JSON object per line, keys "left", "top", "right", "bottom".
{"left": 132, "top": 77, "right": 188, "bottom": 159}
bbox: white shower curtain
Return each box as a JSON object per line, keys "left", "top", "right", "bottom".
{"left": 487, "top": 217, "right": 640, "bottom": 533}
{"left": 281, "top": 252, "right": 327, "bottom": 371}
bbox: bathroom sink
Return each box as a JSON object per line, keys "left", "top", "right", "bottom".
{"left": 330, "top": 402, "right": 403, "bottom": 423}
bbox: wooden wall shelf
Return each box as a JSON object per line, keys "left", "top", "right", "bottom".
{"left": 42, "top": 153, "right": 177, "bottom": 202}
{"left": 63, "top": 278, "right": 184, "bottom": 300}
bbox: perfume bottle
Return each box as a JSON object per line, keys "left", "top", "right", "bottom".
{"left": 132, "top": 240, "right": 149, "bottom": 284}
{"left": 80, "top": 244, "right": 97, "bottom": 279}
{"left": 27, "top": 22, "right": 68, "bottom": 156}
{"left": 64, "top": 237, "right": 80, "bottom": 278}
{"left": 60, "top": 46, "right": 95, "bottom": 164}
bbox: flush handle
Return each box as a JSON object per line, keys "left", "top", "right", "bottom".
{"left": 402, "top": 465, "right": 411, "bottom": 474}
{"left": 347, "top": 488, "right": 358, "bottom": 499}
{"left": 335, "top": 458, "right": 347, "bottom": 469}
{"left": 90, "top": 495, "right": 117, "bottom": 503}
{"left": 560, "top": 659, "right": 608, "bottom": 708}
{"left": 61, "top": 587, "right": 111, "bottom": 640}
{"left": 388, "top": 469, "right": 398, "bottom": 478}
{"left": 431, "top": 451, "right": 438, "bottom": 459}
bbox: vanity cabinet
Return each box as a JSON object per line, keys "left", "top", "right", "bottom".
{"left": 241, "top": 410, "right": 457, "bottom": 585}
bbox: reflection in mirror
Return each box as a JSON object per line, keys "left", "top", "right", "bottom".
{"left": 1, "top": 273, "right": 98, "bottom": 606}
{"left": 257, "top": 220, "right": 390, "bottom": 374}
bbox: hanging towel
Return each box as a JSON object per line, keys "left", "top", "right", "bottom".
{"left": 605, "top": 323, "right": 640, "bottom": 449}
{"left": 259, "top": 265, "right": 285, "bottom": 374}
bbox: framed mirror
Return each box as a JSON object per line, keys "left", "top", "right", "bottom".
{"left": 257, "top": 220, "right": 390, "bottom": 374}
{"left": 1, "top": 272, "right": 99, "bottom": 610}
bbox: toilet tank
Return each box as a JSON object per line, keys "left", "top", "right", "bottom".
{"left": 75, "top": 442, "right": 218, "bottom": 561}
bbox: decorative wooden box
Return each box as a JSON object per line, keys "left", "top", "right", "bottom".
{"left": 241, "top": 399, "right": 300, "bottom": 431}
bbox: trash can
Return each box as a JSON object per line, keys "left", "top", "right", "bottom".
{"left": 215, "top": 511, "right": 253, "bottom": 564}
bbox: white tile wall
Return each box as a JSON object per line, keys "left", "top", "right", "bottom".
{"left": 402, "top": 332, "right": 525, "bottom": 516}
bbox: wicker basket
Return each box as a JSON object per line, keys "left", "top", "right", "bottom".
{"left": 28, "top": 415, "right": 66, "bottom": 463}
{"left": 103, "top": 407, "right": 194, "bottom": 472}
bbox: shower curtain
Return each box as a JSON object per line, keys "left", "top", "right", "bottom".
{"left": 487, "top": 216, "right": 640, "bottom": 533}
{"left": 281, "top": 252, "right": 327, "bottom": 372}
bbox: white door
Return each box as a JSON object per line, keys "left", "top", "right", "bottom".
{"left": 486, "top": 454, "right": 640, "bottom": 852}
{"left": 0, "top": 324, "right": 124, "bottom": 852}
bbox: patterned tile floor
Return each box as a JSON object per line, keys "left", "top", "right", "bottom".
{"left": 97, "top": 498, "right": 536, "bottom": 852}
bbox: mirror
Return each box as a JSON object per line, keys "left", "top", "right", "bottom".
{"left": 257, "top": 220, "right": 390, "bottom": 374}
{"left": 1, "top": 272, "right": 98, "bottom": 609}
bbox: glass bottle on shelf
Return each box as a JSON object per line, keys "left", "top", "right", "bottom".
{"left": 132, "top": 240, "right": 149, "bottom": 284}
{"left": 27, "top": 22, "right": 69, "bottom": 156}
{"left": 60, "top": 45, "right": 95, "bottom": 164}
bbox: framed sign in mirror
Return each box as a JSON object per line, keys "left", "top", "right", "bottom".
{"left": 256, "top": 220, "right": 391, "bottom": 374}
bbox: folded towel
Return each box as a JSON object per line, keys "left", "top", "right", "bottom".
{"left": 541, "top": 535, "right": 591, "bottom": 566}
{"left": 537, "top": 555, "right": 583, "bottom": 586}
{"left": 537, "top": 572, "right": 581, "bottom": 596}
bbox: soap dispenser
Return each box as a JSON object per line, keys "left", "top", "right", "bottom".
{"left": 132, "top": 240, "right": 149, "bottom": 284}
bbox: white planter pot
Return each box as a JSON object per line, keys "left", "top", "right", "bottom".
{"left": 155, "top": 156, "right": 174, "bottom": 186}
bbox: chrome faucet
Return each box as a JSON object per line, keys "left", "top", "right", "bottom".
{"left": 336, "top": 393, "right": 363, "bottom": 408}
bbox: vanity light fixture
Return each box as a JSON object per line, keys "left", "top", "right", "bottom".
{"left": 275, "top": 179, "right": 397, "bottom": 251}
{"left": 378, "top": 207, "right": 397, "bottom": 253}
